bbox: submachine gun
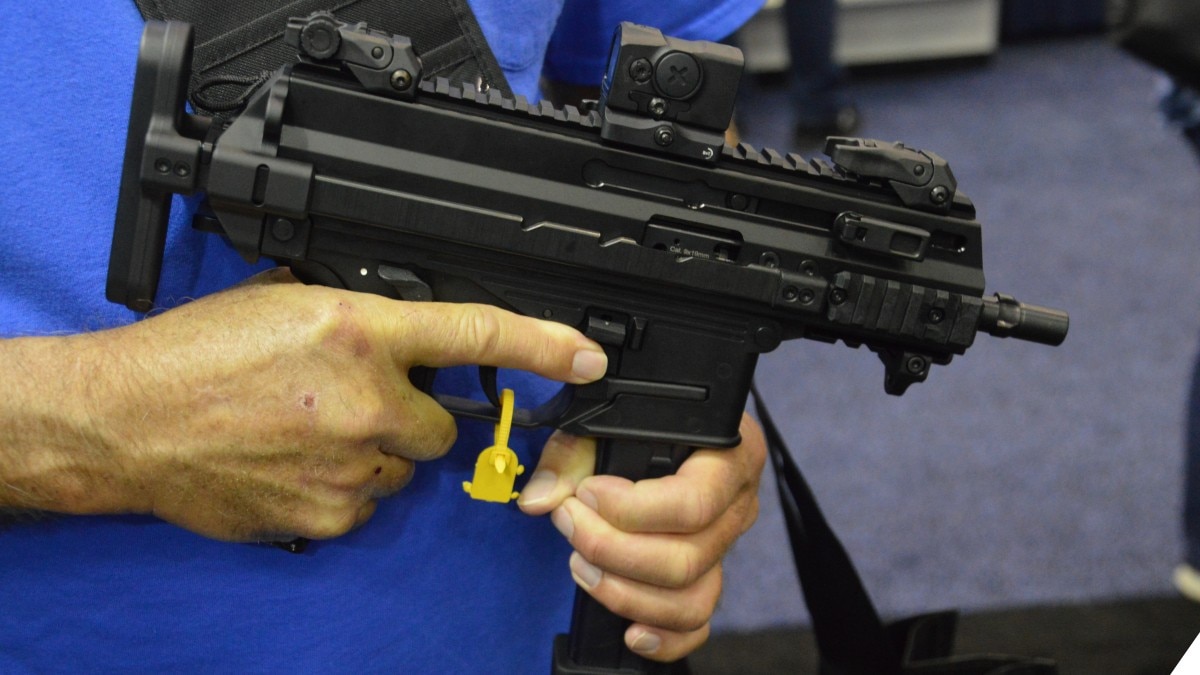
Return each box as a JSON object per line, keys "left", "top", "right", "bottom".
{"left": 107, "top": 13, "right": 1069, "bottom": 675}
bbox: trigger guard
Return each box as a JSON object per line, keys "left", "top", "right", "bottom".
{"left": 435, "top": 384, "right": 575, "bottom": 429}
{"left": 288, "top": 260, "right": 348, "bottom": 288}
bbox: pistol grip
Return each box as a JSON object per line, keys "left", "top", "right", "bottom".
{"left": 553, "top": 439, "right": 692, "bottom": 675}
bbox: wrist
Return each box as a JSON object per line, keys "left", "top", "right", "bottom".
{"left": 0, "top": 331, "right": 152, "bottom": 516}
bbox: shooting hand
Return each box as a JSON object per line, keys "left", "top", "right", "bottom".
{"left": 518, "top": 413, "right": 767, "bottom": 662}
{"left": 0, "top": 268, "right": 606, "bottom": 542}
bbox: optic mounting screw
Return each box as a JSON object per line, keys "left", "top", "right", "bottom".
{"left": 906, "top": 356, "right": 928, "bottom": 374}
{"left": 390, "top": 69, "right": 413, "bottom": 91}
{"left": 654, "top": 126, "right": 674, "bottom": 147}
{"left": 930, "top": 186, "right": 949, "bottom": 205}
{"left": 927, "top": 307, "right": 945, "bottom": 324}
{"left": 649, "top": 97, "right": 667, "bottom": 117}
{"left": 782, "top": 286, "right": 800, "bottom": 302}
{"left": 829, "top": 288, "right": 848, "bottom": 305}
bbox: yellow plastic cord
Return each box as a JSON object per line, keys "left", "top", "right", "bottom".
{"left": 462, "top": 389, "right": 525, "bottom": 503}
{"left": 494, "top": 388, "right": 514, "bottom": 450}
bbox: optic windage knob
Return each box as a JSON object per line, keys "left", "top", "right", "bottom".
{"left": 296, "top": 12, "right": 342, "bottom": 60}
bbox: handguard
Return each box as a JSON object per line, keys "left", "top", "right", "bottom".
{"left": 107, "top": 14, "right": 1069, "bottom": 675}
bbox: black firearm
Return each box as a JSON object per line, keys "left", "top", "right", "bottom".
{"left": 107, "top": 14, "right": 1069, "bottom": 675}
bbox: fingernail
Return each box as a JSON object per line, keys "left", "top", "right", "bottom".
{"left": 518, "top": 470, "right": 557, "bottom": 507}
{"left": 576, "top": 485, "right": 598, "bottom": 512}
{"left": 572, "top": 349, "right": 608, "bottom": 381}
{"left": 551, "top": 506, "right": 574, "bottom": 540}
{"left": 569, "top": 552, "right": 603, "bottom": 590}
{"left": 629, "top": 630, "right": 661, "bottom": 655}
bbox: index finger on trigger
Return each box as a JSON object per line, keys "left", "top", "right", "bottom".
{"left": 372, "top": 301, "right": 607, "bottom": 384}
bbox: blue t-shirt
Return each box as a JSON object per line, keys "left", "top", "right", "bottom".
{"left": 0, "top": 1, "right": 761, "bottom": 672}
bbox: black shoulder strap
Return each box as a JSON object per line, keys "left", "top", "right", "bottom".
{"left": 749, "top": 383, "right": 1057, "bottom": 675}
{"left": 133, "top": 0, "right": 511, "bottom": 114}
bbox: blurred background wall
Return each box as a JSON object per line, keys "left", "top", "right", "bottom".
{"left": 711, "top": 0, "right": 1200, "bottom": 634}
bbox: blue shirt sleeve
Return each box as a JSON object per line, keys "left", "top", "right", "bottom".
{"left": 467, "top": 0, "right": 566, "bottom": 100}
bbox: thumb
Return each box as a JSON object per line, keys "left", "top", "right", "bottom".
{"left": 372, "top": 301, "right": 607, "bottom": 384}
{"left": 517, "top": 432, "right": 596, "bottom": 515}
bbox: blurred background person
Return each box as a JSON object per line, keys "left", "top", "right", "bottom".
{"left": 784, "top": 0, "right": 859, "bottom": 148}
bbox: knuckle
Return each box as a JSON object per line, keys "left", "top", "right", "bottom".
{"left": 381, "top": 459, "right": 416, "bottom": 495}
{"left": 740, "top": 419, "right": 769, "bottom": 473}
{"left": 298, "top": 507, "right": 359, "bottom": 540}
{"left": 574, "top": 529, "right": 607, "bottom": 565}
{"left": 671, "top": 547, "right": 706, "bottom": 588}
{"left": 308, "top": 291, "right": 350, "bottom": 329}
{"left": 357, "top": 395, "right": 393, "bottom": 435}
{"left": 399, "top": 405, "right": 457, "bottom": 460}
{"left": 673, "top": 603, "right": 712, "bottom": 634}
{"left": 645, "top": 593, "right": 712, "bottom": 634}
{"left": 682, "top": 487, "right": 722, "bottom": 532}
{"left": 354, "top": 501, "right": 378, "bottom": 530}
{"left": 689, "top": 577, "right": 723, "bottom": 630}
{"left": 324, "top": 463, "right": 368, "bottom": 493}
{"left": 458, "top": 305, "right": 503, "bottom": 356}
{"left": 600, "top": 584, "right": 638, "bottom": 621}
{"left": 311, "top": 294, "right": 374, "bottom": 356}
{"left": 739, "top": 493, "right": 761, "bottom": 534}
{"left": 331, "top": 393, "right": 390, "bottom": 442}
{"left": 533, "top": 323, "right": 568, "bottom": 372}
{"left": 426, "top": 407, "right": 458, "bottom": 457}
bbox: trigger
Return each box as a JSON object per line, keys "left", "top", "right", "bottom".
{"left": 479, "top": 366, "right": 500, "bottom": 409}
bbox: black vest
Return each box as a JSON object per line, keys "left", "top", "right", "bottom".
{"left": 133, "top": 0, "right": 510, "bottom": 114}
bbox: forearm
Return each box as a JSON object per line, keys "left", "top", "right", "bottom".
{"left": 0, "top": 332, "right": 146, "bottom": 515}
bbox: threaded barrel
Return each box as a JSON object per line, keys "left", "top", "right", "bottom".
{"left": 979, "top": 293, "right": 1069, "bottom": 346}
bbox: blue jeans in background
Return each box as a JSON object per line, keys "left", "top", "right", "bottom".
{"left": 785, "top": 0, "right": 856, "bottom": 143}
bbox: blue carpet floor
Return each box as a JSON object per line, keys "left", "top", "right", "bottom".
{"left": 715, "top": 35, "right": 1200, "bottom": 632}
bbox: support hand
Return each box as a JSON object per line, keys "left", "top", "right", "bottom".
{"left": 518, "top": 414, "right": 767, "bottom": 662}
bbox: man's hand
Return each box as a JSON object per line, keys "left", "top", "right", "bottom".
{"left": 518, "top": 414, "right": 767, "bottom": 662}
{"left": 0, "top": 269, "right": 607, "bottom": 541}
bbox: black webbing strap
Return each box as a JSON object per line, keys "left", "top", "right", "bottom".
{"left": 133, "top": 0, "right": 511, "bottom": 114}
{"left": 750, "top": 382, "right": 901, "bottom": 675}
{"left": 749, "top": 382, "right": 1057, "bottom": 675}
